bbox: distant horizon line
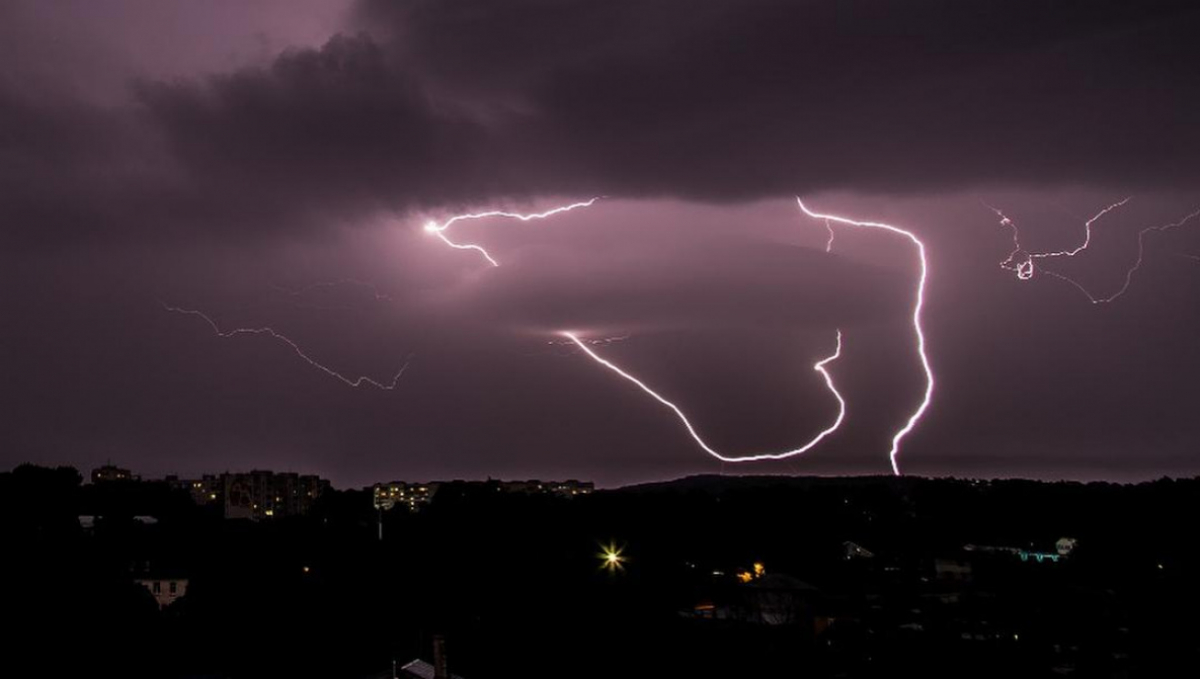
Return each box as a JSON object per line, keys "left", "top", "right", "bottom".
{"left": 6, "top": 462, "right": 1196, "bottom": 492}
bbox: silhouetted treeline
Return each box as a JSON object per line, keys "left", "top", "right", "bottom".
{"left": 2, "top": 466, "right": 1198, "bottom": 678}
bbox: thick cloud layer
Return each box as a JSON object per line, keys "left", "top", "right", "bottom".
{"left": 6, "top": 0, "right": 1200, "bottom": 247}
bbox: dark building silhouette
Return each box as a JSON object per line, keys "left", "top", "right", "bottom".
{"left": 223, "top": 470, "right": 329, "bottom": 520}
{"left": 91, "top": 464, "right": 136, "bottom": 483}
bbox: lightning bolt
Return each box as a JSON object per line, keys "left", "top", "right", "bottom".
{"left": 163, "top": 304, "right": 412, "bottom": 390}
{"left": 423, "top": 198, "right": 601, "bottom": 267}
{"left": 981, "top": 201, "right": 1035, "bottom": 280}
{"left": 1035, "top": 197, "right": 1132, "bottom": 260}
{"left": 1078, "top": 207, "right": 1200, "bottom": 304}
{"left": 562, "top": 329, "right": 845, "bottom": 463}
{"left": 796, "top": 199, "right": 934, "bottom": 476}
{"left": 986, "top": 199, "right": 1200, "bottom": 303}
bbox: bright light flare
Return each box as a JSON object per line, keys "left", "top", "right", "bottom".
{"left": 599, "top": 543, "right": 626, "bottom": 571}
{"left": 423, "top": 198, "right": 601, "bottom": 267}
{"left": 796, "top": 198, "right": 934, "bottom": 476}
{"left": 562, "top": 329, "right": 846, "bottom": 463}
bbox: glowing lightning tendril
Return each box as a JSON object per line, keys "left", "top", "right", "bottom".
{"left": 163, "top": 304, "right": 412, "bottom": 390}
{"left": 984, "top": 197, "right": 1130, "bottom": 281}
{"left": 985, "top": 198, "right": 1200, "bottom": 303}
{"left": 423, "top": 198, "right": 601, "bottom": 266}
{"left": 796, "top": 199, "right": 934, "bottom": 476}
{"left": 170, "top": 196, "right": 934, "bottom": 474}
{"left": 562, "top": 330, "right": 845, "bottom": 463}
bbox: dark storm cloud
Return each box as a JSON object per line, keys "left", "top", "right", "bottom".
{"left": 361, "top": 0, "right": 1200, "bottom": 196}
{"left": 134, "top": 35, "right": 494, "bottom": 233}
{"left": 360, "top": 0, "right": 1200, "bottom": 197}
{"left": 8, "top": 1, "right": 1199, "bottom": 247}
{"left": 0, "top": 89, "right": 164, "bottom": 246}
{"left": 151, "top": 0, "right": 1200, "bottom": 214}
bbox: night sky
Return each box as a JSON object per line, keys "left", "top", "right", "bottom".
{"left": 3, "top": 1, "right": 1200, "bottom": 488}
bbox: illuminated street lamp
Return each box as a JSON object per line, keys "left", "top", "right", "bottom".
{"left": 599, "top": 543, "right": 626, "bottom": 572}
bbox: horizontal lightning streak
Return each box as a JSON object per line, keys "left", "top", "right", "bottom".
{"left": 797, "top": 199, "right": 933, "bottom": 476}
{"left": 1032, "top": 197, "right": 1132, "bottom": 261}
{"left": 986, "top": 198, "right": 1200, "bottom": 303}
{"left": 163, "top": 304, "right": 412, "bottom": 390}
{"left": 424, "top": 198, "right": 601, "bottom": 267}
{"left": 562, "top": 330, "right": 845, "bottom": 463}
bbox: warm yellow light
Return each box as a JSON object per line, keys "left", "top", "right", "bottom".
{"left": 753, "top": 562, "right": 765, "bottom": 577}
{"left": 599, "top": 543, "right": 625, "bottom": 571}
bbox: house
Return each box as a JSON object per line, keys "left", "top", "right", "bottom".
{"left": 134, "top": 576, "right": 188, "bottom": 609}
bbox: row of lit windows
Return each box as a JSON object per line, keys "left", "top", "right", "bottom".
{"left": 149, "top": 581, "right": 181, "bottom": 595}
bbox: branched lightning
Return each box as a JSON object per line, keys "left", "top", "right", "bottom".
{"left": 172, "top": 195, "right": 933, "bottom": 474}
{"left": 562, "top": 330, "right": 845, "bottom": 463}
{"left": 796, "top": 199, "right": 934, "bottom": 476}
{"left": 984, "top": 197, "right": 1129, "bottom": 281}
{"left": 423, "top": 198, "right": 601, "bottom": 266}
{"left": 163, "top": 304, "right": 412, "bottom": 390}
{"left": 985, "top": 198, "right": 1200, "bottom": 303}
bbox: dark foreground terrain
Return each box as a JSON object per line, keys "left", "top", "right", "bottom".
{"left": 4, "top": 465, "right": 1198, "bottom": 678}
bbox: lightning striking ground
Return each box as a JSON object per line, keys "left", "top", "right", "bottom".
{"left": 562, "top": 330, "right": 845, "bottom": 463}
{"left": 986, "top": 199, "right": 1200, "bottom": 303}
{"left": 796, "top": 199, "right": 934, "bottom": 476}
{"left": 424, "top": 198, "right": 601, "bottom": 267}
{"left": 164, "top": 304, "right": 412, "bottom": 390}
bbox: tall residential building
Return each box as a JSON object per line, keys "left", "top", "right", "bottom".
{"left": 223, "top": 470, "right": 330, "bottom": 520}
{"left": 373, "top": 481, "right": 440, "bottom": 512}
{"left": 91, "top": 464, "right": 137, "bottom": 483}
